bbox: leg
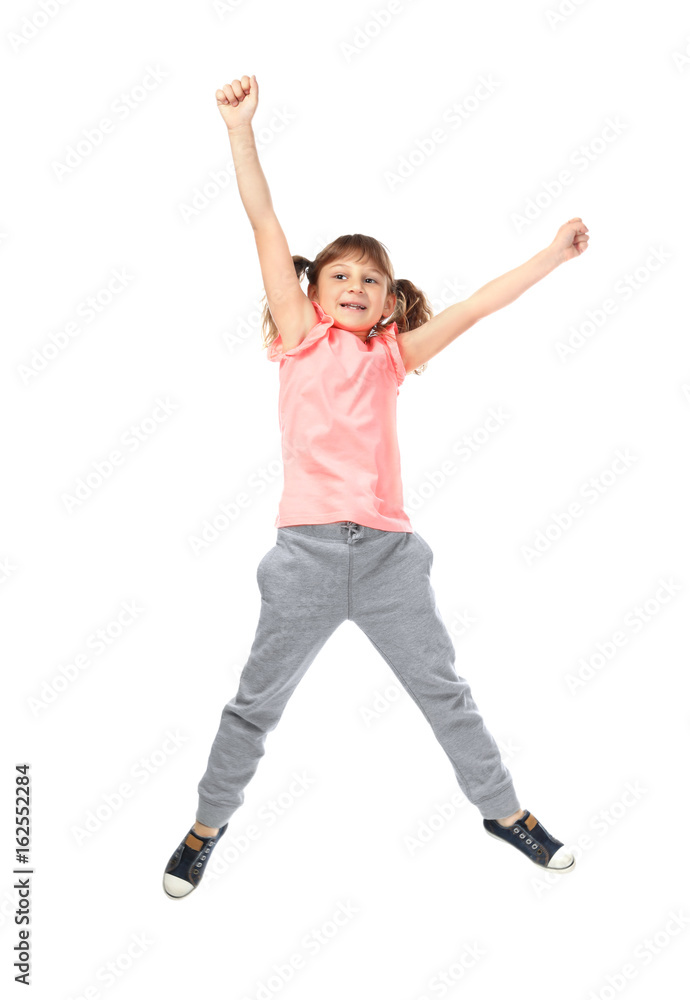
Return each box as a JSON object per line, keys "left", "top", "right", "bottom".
{"left": 196, "top": 532, "right": 347, "bottom": 828}
{"left": 497, "top": 808, "right": 526, "bottom": 826}
{"left": 350, "top": 530, "right": 521, "bottom": 820}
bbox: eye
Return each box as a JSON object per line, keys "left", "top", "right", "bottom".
{"left": 333, "top": 273, "right": 377, "bottom": 283}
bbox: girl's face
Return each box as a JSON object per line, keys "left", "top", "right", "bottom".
{"left": 311, "top": 257, "right": 397, "bottom": 340}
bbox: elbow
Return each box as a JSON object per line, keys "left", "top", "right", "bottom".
{"left": 461, "top": 294, "right": 485, "bottom": 327}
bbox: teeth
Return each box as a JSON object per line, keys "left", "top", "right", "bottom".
{"left": 341, "top": 304, "right": 364, "bottom": 309}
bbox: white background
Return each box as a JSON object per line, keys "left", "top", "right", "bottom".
{"left": 3, "top": 0, "right": 690, "bottom": 997}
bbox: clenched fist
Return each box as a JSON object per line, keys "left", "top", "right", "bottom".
{"left": 216, "top": 75, "right": 258, "bottom": 131}
{"left": 551, "top": 217, "right": 590, "bottom": 263}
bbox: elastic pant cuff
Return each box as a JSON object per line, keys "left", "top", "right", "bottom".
{"left": 196, "top": 799, "right": 231, "bottom": 829}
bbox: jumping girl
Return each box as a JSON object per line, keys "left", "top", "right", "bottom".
{"left": 163, "top": 73, "right": 589, "bottom": 897}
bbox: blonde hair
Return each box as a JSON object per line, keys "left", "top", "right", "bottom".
{"left": 259, "top": 233, "right": 431, "bottom": 374}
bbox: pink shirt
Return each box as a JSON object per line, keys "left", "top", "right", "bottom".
{"left": 267, "top": 299, "right": 412, "bottom": 532}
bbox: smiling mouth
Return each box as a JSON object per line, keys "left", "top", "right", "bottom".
{"left": 340, "top": 303, "right": 366, "bottom": 310}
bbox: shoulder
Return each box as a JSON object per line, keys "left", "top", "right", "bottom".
{"left": 379, "top": 319, "right": 407, "bottom": 386}
{"left": 267, "top": 300, "right": 335, "bottom": 361}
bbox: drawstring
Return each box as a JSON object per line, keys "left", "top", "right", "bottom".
{"left": 341, "top": 521, "right": 363, "bottom": 544}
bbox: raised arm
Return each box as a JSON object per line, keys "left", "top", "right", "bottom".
{"left": 216, "top": 76, "right": 314, "bottom": 349}
{"left": 395, "top": 218, "right": 590, "bottom": 374}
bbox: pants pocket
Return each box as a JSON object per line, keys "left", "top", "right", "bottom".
{"left": 256, "top": 544, "right": 279, "bottom": 589}
{"left": 413, "top": 531, "right": 434, "bottom": 566}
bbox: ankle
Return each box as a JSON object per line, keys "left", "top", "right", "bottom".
{"left": 193, "top": 820, "right": 219, "bottom": 837}
{"left": 496, "top": 808, "right": 525, "bottom": 827}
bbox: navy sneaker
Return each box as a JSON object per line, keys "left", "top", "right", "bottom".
{"left": 483, "top": 809, "right": 575, "bottom": 872}
{"left": 163, "top": 823, "right": 228, "bottom": 898}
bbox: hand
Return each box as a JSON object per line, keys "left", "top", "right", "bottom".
{"left": 551, "top": 217, "right": 589, "bottom": 263}
{"left": 216, "top": 75, "right": 258, "bottom": 131}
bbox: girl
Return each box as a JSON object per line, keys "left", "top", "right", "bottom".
{"left": 163, "top": 74, "right": 589, "bottom": 898}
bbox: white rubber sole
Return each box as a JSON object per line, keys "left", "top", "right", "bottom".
{"left": 485, "top": 828, "right": 576, "bottom": 873}
{"left": 163, "top": 873, "right": 196, "bottom": 898}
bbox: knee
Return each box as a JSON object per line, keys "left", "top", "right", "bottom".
{"left": 221, "top": 699, "right": 280, "bottom": 735}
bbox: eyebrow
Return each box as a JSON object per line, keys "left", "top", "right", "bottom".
{"left": 327, "top": 263, "right": 385, "bottom": 276}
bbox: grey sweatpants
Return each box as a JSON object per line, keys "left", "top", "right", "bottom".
{"left": 196, "top": 521, "right": 520, "bottom": 827}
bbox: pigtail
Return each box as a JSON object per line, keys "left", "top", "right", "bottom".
{"left": 292, "top": 255, "right": 313, "bottom": 283}
{"left": 389, "top": 277, "right": 433, "bottom": 375}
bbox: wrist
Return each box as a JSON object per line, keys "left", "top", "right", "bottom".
{"left": 227, "top": 122, "right": 254, "bottom": 137}
{"left": 543, "top": 243, "right": 564, "bottom": 269}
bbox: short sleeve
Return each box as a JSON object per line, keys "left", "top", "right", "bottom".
{"left": 267, "top": 300, "right": 334, "bottom": 361}
{"left": 382, "top": 323, "right": 407, "bottom": 386}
